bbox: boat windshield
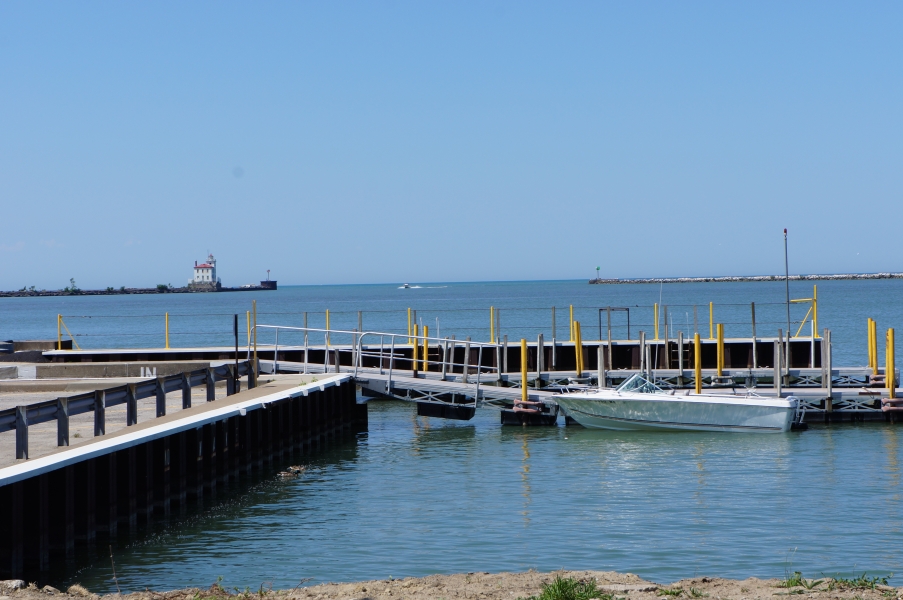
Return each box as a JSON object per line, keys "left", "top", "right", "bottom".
{"left": 616, "top": 373, "right": 664, "bottom": 394}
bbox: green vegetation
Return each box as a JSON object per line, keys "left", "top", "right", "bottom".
{"left": 63, "top": 278, "right": 80, "bottom": 294}
{"left": 689, "top": 588, "right": 709, "bottom": 598}
{"left": 659, "top": 588, "right": 683, "bottom": 596}
{"left": 827, "top": 573, "right": 890, "bottom": 590}
{"left": 521, "top": 575, "right": 614, "bottom": 600}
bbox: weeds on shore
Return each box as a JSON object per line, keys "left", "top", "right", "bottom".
{"left": 777, "top": 570, "right": 892, "bottom": 593}
{"left": 826, "top": 573, "right": 890, "bottom": 590}
{"left": 521, "top": 575, "right": 614, "bottom": 600}
{"left": 659, "top": 588, "right": 683, "bottom": 596}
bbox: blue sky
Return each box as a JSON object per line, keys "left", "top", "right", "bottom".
{"left": 2, "top": 2, "right": 901, "bottom": 288}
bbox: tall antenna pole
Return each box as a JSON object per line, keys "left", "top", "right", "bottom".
{"left": 784, "top": 228, "right": 791, "bottom": 372}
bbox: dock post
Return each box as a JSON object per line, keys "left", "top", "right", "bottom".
{"left": 422, "top": 325, "right": 429, "bottom": 372}
{"left": 206, "top": 368, "right": 216, "bottom": 401}
{"left": 57, "top": 314, "right": 62, "bottom": 350}
{"left": 677, "top": 330, "right": 684, "bottom": 384}
{"left": 94, "top": 390, "right": 106, "bottom": 436}
{"left": 774, "top": 339, "right": 783, "bottom": 397}
{"left": 496, "top": 309, "right": 501, "bottom": 343}
{"left": 503, "top": 335, "right": 508, "bottom": 373}
{"left": 868, "top": 318, "right": 874, "bottom": 372}
{"left": 462, "top": 337, "right": 471, "bottom": 383}
{"left": 813, "top": 285, "right": 818, "bottom": 336}
{"left": 165, "top": 312, "right": 170, "bottom": 349}
{"left": 156, "top": 377, "right": 167, "bottom": 416}
{"left": 57, "top": 397, "right": 69, "bottom": 447}
{"left": 709, "top": 302, "right": 714, "bottom": 339}
{"left": 607, "top": 307, "right": 613, "bottom": 371}
{"left": 247, "top": 311, "right": 251, "bottom": 345}
{"left": 407, "top": 308, "right": 412, "bottom": 343}
{"left": 551, "top": 307, "right": 556, "bottom": 341}
{"left": 871, "top": 318, "right": 878, "bottom": 375}
{"left": 694, "top": 333, "right": 702, "bottom": 394}
{"left": 716, "top": 324, "right": 724, "bottom": 378}
{"left": 597, "top": 345, "right": 604, "bottom": 389}
{"left": 824, "top": 328, "right": 833, "bottom": 401}
{"left": 16, "top": 405, "right": 28, "bottom": 459}
{"left": 521, "top": 339, "right": 528, "bottom": 403}
{"left": 412, "top": 324, "right": 419, "bottom": 376}
{"left": 181, "top": 373, "right": 191, "bottom": 408}
{"left": 662, "top": 306, "right": 669, "bottom": 368}
{"left": 358, "top": 310, "right": 362, "bottom": 333}
{"left": 751, "top": 303, "right": 758, "bottom": 369}
{"left": 639, "top": 331, "right": 646, "bottom": 373}
{"left": 575, "top": 322, "right": 583, "bottom": 377}
{"left": 537, "top": 333, "right": 545, "bottom": 385}
{"left": 888, "top": 328, "right": 896, "bottom": 399}
{"left": 253, "top": 300, "right": 258, "bottom": 383}
{"left": 126, "top": 384, "right": 138, "bottom": 426}
{"left": 654, "top": 303, "right": 659, "bottom": 340}
{"left": 569, "top": 305, "right": 574, "bottom": 342}
{"left": 490, "top": 307, "right": 495, "bottom": 343}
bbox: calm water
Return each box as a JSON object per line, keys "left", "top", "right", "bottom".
{"left": 3, "top": 280, "right": 902, "bottom": 589}
{"left": 70, "top": 402, "right": 902, "bottom": 592}
{"left": 3, "top": 278, "right": 903, "bottom": 367}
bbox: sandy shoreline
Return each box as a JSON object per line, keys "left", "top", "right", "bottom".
{"left": 4, "top": 571, "right": 901, "bottom": 600}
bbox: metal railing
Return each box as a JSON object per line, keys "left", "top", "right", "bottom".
{"left": 0, "top": 361, "right": 254, "bottom": 460}
{"left": 250, "top": 325, "right": 501, "bottom": 400}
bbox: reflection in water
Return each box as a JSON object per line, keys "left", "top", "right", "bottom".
{"left": 692, "top": 442, "right": 709, "bottom": 537}
{"left": 520, "top": 433, "right": 531, "bottom": 526}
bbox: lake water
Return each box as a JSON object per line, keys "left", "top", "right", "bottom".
{"left": 3, "top": 280, "right": 902, "bottom": 590}
{"left": 3, "top": 278, "right": 903, "bottom": 367}
{"left": 70, "top": 401, "right": 902, "bottom": 592}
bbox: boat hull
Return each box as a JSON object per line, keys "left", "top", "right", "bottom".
{"left": 556, "top": 395, "right": 796, "bottom": 433}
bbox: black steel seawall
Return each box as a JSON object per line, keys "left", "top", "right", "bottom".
{"left": 0, "top": 374, "right": 367, "bottom": 583}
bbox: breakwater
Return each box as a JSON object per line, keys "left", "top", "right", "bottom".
{"left": 0, "top": 286, "right": 274, "bottom": 298}
{"left": 590, "top": 272, "right": 903, "bottom": 284}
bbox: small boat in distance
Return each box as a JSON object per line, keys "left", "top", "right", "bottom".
{"left": 401, "top": 283, "right": 411, "bottom": 289}
{"left": 554, "top": 374, "right": 800, "bottom": 433}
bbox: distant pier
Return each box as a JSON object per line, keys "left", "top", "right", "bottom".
{"left": 589, "top": 272, "right": 903, "bottom": 284}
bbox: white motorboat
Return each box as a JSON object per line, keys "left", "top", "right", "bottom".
{"left": 554, "top": 374, "right": 799, "bottom": 433}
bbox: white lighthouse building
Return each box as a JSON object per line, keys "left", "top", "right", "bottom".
{"left": 191, "top": 253, "right": 220, "bottom": 286}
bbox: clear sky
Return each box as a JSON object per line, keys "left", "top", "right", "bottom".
{"left": 2, "top": 2, "right": 901, "bottom": 289}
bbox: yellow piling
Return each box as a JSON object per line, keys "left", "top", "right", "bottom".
{"left": 247, "top": 311, "right": 251, "bottom": 345}
{"left": 575, "top": 321, "right": 583, "bottom": 377}
{"left": 490, "top": 306, "right": 495, "bottom": 343}
{"left": 412, "top": 324, "right": 418, "bottom": 369}
{"left": 716, "top": 323, "right": 724, "bottom": 377}
{"left": 654, "top": 303, "right": 659, "bottom": 340}
{"left": 521, "top": 339, "right": 528, "bottom": 403}
{"left": 569, "top": 305, "right": 574, "bottom": 342}
{"left": 407, "top": 308, "right": 412, "bottom": 344}
{"left": 57, "top": 314, "right": 62, "bottom": 350}
{"left": 252, "top": 300, "right": 258, "bottom": 377}
{"left": 165, "top": 312, "right": 170, "bottom": 349}
{"left": 422, "top": 325, "right": 429, "bottom": 371}
{"left": 888, "top": 328, "right": 895, "bottom": 399}
{"left": 694, "top": 333, "right": 702, "bottom": 394}
{"left": 709, "top": 302, "right": 714, "bottom": 340}
{"left": 871, "top": 319, "right": 878, "bottom": 375}
{"left": 813, "top": 285, "right": 819, "bottom": 337}
{"left": 868, "top": 318, "right": 874, "bottom": 370}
